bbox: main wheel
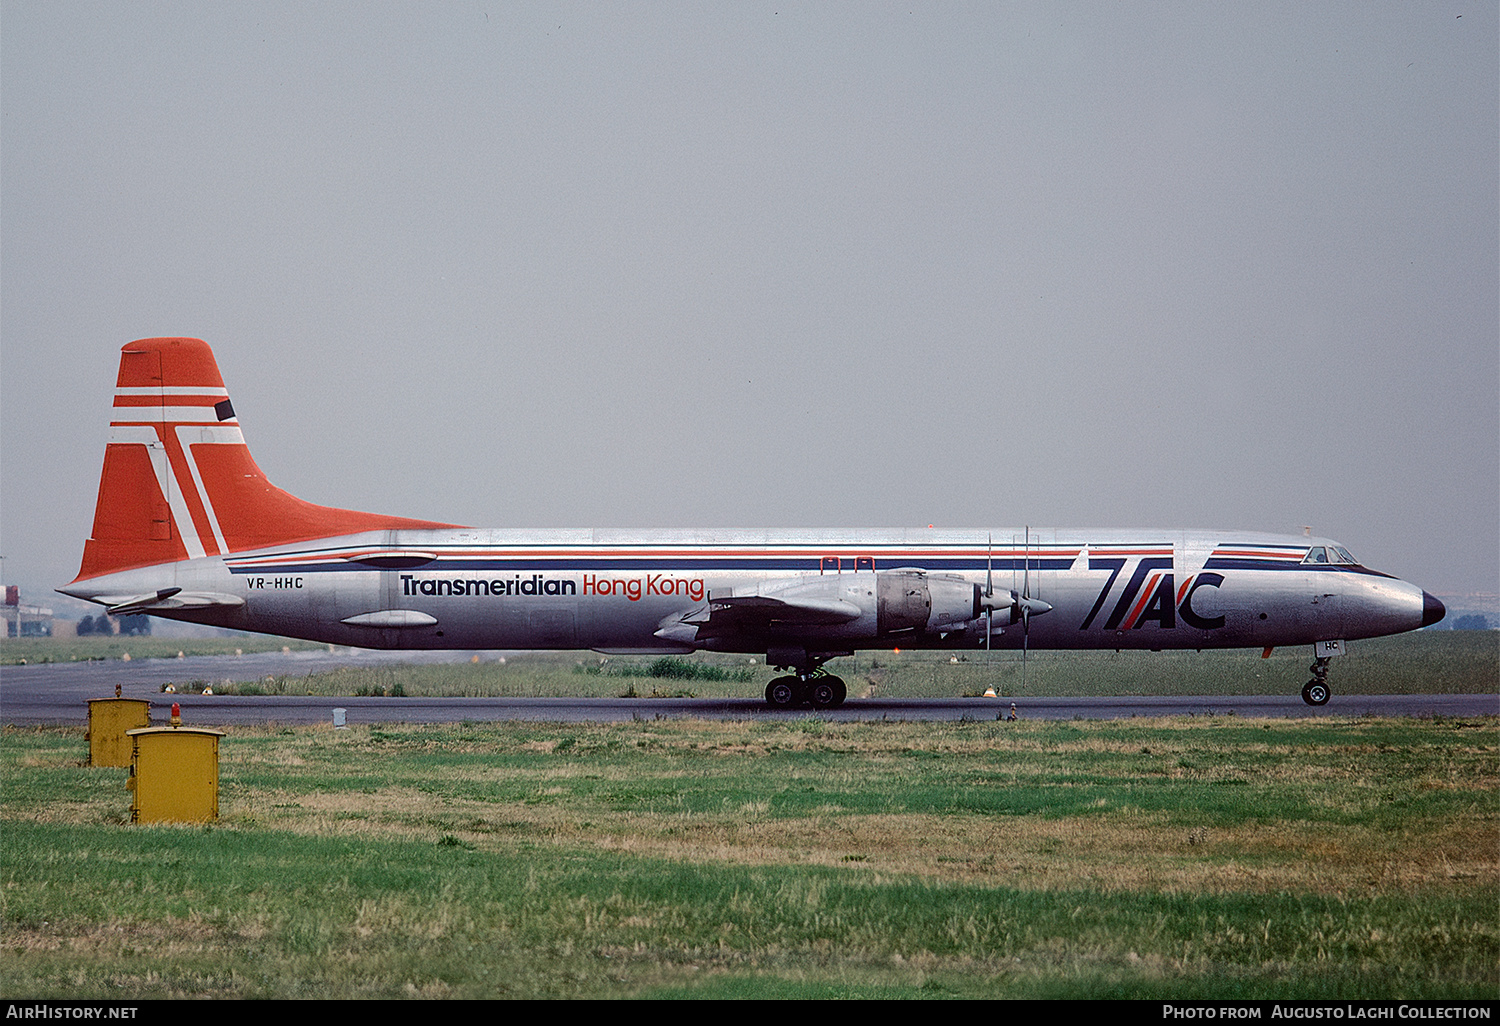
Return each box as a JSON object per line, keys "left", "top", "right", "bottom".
{"left": 822, "top": 672, "right": 846, "bottom": 705}
{"left": 808, "top": 678, "right": 837, "bottom": 708}
{"left": 766, "top": 676, "right": 798, "bottom": 707}
{"left": 1302, "top": 680, "right": 1330, "bottom": 706}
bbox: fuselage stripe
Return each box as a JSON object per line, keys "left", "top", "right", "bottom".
{"left": 224, "top": 556, "right": 1084, "bottom": 575}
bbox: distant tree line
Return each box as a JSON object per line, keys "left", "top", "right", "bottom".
{"left": 76, "top": 614, "right": 151, "bottom": 636}
{"left": 1447, "top": 614, "right": 1492, "bottom": 631}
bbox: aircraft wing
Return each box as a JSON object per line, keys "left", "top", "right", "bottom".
{"left": 654, "top": 586, "right": 863, "bottom": 646}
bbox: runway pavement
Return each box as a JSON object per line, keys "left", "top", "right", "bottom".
{"left": 2, "top": 649, "right": 1494, "bottom": 725}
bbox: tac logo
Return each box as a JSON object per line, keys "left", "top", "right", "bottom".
{"left": 1080, "top": 550, "right": 1224, "bottom": 632}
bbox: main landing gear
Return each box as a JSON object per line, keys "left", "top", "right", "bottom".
{"left": 1302, "top": 656, "right": 1332, "bottom": 706}
{"left": 765, "top": 671, "right": 847, "bottom": 709}
{"left": 763, "top": 648, "right": 849, "bottom": 709}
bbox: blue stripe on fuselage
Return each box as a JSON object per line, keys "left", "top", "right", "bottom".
{"left": 226, "top": 556, "right": 1082, "bottom": 575}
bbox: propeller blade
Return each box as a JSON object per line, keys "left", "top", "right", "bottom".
{"left": 1023, "top": 525, "right": 1030, "bottom": 605}
{"left": 1023, "top": 526, "right": 1030, "bottom": 690}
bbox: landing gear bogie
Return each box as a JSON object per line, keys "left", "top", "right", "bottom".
{"left": 764, "top": 672, "right": 846, "bottom": 709}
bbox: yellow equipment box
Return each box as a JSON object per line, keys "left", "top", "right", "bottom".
{"left": 86, "top": 697, "right": 152, "bottom": 767}
{"left": 125, "top": 725, "right": 226, "bottom": 824}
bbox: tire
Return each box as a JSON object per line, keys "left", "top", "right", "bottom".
{"left": 766, "top": 676, "right": 797, "bottom": 707}
{"left": 1302, "top": 680, "right": 1330, "bottom": 706}
{"left": 809, "top": 679, "right": 837, "bottom": 708}
{"left": 828, "top": 675, "right": 847, "bottom": 707}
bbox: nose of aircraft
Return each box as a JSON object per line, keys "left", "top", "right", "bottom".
{"left": 1421, "top": 591, "right": 1446, "bottom": 628}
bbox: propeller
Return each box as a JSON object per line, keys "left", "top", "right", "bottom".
{"left": 973, "top": 529, "right": 1055, "bottom": 695}
{"left": 974, "top": 533, "right": 1053, "bottom": 629}
{"left": 1012, "top": 527, "right": 1053, "bottom": 689}
{"left": 973, "top": 530, "right": 1054, "bottom": 668}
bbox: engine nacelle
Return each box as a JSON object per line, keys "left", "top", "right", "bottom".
{"left": 876, "top": 570, "right": 983, "bottom": 635}
{"left": 655, "top": 569, "right": 996, "bottom": 651}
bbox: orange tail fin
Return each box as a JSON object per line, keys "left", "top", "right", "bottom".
{"left": 73, "top": 337, "right": 455, "bottom": 581}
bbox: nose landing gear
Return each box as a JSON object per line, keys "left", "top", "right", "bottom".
{"left": 1302, "top": 656, "right": 1332, "bottom": 706}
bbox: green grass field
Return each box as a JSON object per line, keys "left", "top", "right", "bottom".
{"left": 2, "top": 714, "right": 1495, "bottom": 999}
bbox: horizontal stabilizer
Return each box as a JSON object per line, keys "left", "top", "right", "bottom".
{"left": 101, "top": 590, "right": 244, "bottom": 614}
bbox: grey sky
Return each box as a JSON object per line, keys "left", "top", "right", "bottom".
{"left": 3, "top": 1, "right": 1496, "bottom": 601}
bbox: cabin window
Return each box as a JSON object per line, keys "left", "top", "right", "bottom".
{"left": 820, "top": 556, "right": 841, "bottom": 574}
{"left": 855, "top": 556, "right": 874, "bottom": 571}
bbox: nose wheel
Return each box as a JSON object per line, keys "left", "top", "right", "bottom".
{"left": 1301, "top": 657, "right": 1331, "bottom": 706}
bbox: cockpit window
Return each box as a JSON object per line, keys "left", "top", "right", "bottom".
{"left": 1303, "top": 545, "right": 1360, "bottom": 566}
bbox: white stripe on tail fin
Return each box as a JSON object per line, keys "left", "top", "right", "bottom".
{"left": 72, "top": 337, "right": 456, "bottom": 582}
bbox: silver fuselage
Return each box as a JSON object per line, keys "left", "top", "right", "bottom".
{"left": 62, "top": 527, "right": 1435, "bottom": 656}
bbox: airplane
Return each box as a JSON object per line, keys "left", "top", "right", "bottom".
{"left": 59, "top": 337, "right": 1446, "bottom": 708}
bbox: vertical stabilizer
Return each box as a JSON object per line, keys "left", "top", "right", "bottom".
{"left": 72, "top": 337, "right": 454, "bottom": 581}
